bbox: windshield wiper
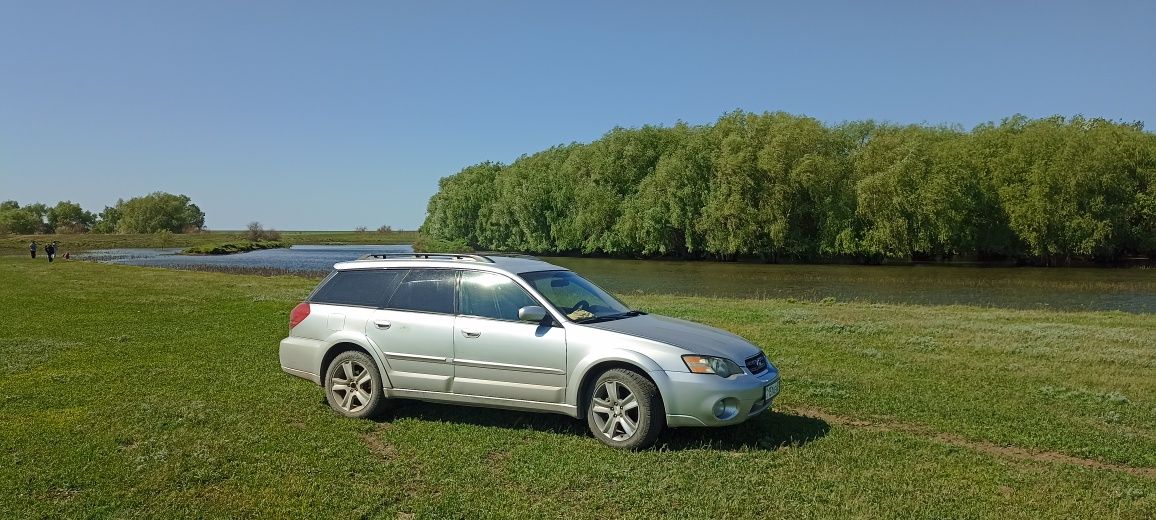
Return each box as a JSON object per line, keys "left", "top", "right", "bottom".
{"left": 576, "top": 310, "right": 646, "bottom": 324}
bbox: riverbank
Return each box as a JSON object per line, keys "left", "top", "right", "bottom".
{"left": 0, "top": 230, "right": 418, "bottom": 255}
{"left": 0, "top": 257, "right": 1151, "bottom": 517}
{"left": 181, "top": 240, "right": 287, "bottom": 255}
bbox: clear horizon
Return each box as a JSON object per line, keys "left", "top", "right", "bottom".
{"left": 2, "top": 1, "right": 1154, "bottom": 230}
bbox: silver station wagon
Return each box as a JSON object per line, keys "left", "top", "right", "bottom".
{"left": 279, "top": 253, "right": 780, "bottom": 449}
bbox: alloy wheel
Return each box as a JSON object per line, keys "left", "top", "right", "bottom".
{"left": 329, "top": 360, "right": 374, "bottom": 413}
{"left": 590, "top": 380, "right": 640, "bottom": 441}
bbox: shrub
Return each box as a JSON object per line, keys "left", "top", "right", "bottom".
{"left": 246, "top": 222, "right": 281, "bottom": 241}
{"left": 412, "top": 233, "right": 473, "bottom": 253}
{"left": 182, "top": 240, "right": 286, "bottom": 255}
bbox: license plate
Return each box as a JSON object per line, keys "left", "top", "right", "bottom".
{"left": 764, "top": 380, "right": 780, "bottom": 401}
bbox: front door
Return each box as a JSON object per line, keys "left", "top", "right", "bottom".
{"left": 451, "top": 270, "right": 567, "bottom": 402}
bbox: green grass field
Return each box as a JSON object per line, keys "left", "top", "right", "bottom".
{"left": 0, "top": 256, "right": 1153, "bottom": 518}
{"left": 0, "top": 230, "right": 418, "bottom": 255}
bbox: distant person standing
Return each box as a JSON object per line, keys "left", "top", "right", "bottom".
{"left": 29, "top": 241, "right": 37, "bottom": 259}
{"left": 45, "top": 241, "right": 56, "bottom": 263}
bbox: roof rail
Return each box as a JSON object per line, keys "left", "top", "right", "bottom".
{"left": 356, "top": 253, "right": 494, "bottom": 263}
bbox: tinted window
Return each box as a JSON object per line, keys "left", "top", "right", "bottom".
{"left": 311, "top": 269, "right": 405, "bottom": 307}
{"left": 459, "top": 271, "right": 540, "bottom": 321}
{"left": 385, "top": 269, "right": 457, "bottom": 314}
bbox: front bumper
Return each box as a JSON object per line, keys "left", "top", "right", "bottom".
{"left": 659, "top": 368, "right": 780, "bottom": 427}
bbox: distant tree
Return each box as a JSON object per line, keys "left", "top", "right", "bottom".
{"left": 91, "top": 204, "right": 122, "bottom": 234}
{"left": 46, "top": 200, "right": 96, "bottom": 233}
{"left": 23, "top": 203, "right": 50, "bottom": 233}
{"left": 354, "top": 226, "right": 368, "bottom": 232}
{"left": 246, "top": 221, "right": 280, "bottom": 241}
{"left": 115, "top": 192, "right": 205, "bottom": 234}
{"left": 377, "top": 225, "right": 393, "bottom": 233}
{"left": 0, "top": 202, "right": 45, "bottom": 234}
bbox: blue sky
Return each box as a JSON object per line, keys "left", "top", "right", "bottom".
{"left": 2, "top": 1, "right": 1154, "bottom": 230}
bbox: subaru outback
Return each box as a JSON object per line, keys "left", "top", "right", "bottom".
{"left": 279, "top": 253, "right": 780, "bottom": 449}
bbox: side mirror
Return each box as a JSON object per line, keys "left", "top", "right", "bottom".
{"left": 518, "top": 305, "right": 547, "bottom": 323}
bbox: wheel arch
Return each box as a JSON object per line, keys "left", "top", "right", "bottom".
{"left": 571, "top": 355, "right": 667, "bottom": 416}
{"left": 319, "top": 338, "right": 393, "bottom": 389}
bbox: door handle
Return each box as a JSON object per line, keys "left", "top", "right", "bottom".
{"left": 373, "top": 320, "right": 391, "bottom": 330}
{"left": 461, "top": 330, "right": 481, "bottom": 338}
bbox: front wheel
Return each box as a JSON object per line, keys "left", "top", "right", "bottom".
{"left": 586, "top": 368, "right": 664, "bottom": 450}
{"left": 324, "top": 350, "right": 388, "bottom": 419}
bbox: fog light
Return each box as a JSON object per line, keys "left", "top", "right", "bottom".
{"left": 712, "top": 398, "right": 739, "bottom": 420}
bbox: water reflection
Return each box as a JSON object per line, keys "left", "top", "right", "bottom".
{"left": 547, "top": 257, "right": 1155, "bottom": 313}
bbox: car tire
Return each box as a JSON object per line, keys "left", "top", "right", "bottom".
{"left": 324, "top": 350, "right": 388, "bottom": 419}
{"left": 586, "top": 368, "right": 664, "bottom": 450}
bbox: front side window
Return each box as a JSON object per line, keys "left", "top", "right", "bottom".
{"left": 458, "top": 270, "right": 540, "bottom": 321}
{"left": 520, "top": 270, "right": 632, "bottom": 322}
{"left": 385, "top": 269, "right": 456, "bottom": 314}
{"left": 311, "top": 269, "right": 405, "bottom": 307}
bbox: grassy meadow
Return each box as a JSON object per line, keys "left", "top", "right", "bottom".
{"left": 0, "top": 255, "right": 1153, "bottom": 518}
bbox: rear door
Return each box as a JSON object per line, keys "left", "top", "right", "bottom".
{"left": 451, "top": 270, "right": 567, "bottom": 402}
{"left": 300, "top": 269, "right": 404, "bottom": 373}
{"left": 365, "top": 269, "right": 458, "bottom": 392}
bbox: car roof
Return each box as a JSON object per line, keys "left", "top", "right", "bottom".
{"left": 332, "top": 253, "right": 567, "bottom": 275}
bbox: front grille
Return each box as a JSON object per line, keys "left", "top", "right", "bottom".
{"left": 745, "top": 353, "right": 768, "bottom": 374}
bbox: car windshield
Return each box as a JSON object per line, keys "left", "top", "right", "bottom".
{"left": 519, "top": 270, "right": 638, "bottom": 323}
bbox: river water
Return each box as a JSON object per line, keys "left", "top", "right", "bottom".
{"left": 80, "top": 244, "right": 415, "bottom": 272}
{"left": 79, "top": 245, "right": 1155, "bottom": 313}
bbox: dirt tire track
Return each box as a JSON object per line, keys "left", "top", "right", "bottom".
{"left": 785, "top": 406, "right": 1156, "bottom": 480}
{"left": 360, "top": 432, "right": 397, "bottom": 460}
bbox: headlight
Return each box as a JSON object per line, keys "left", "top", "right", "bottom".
{"left": 682, "top": 355, "right": 744, "bottom": 378}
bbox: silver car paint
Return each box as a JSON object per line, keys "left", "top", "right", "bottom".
{"left": 583, "top": 314, "right": 763, "bottom": 361}
{"left": 279, "top": 256, "right": 780, "bottom": 427}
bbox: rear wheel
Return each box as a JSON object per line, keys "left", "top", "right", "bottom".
{"left": 324, "top": 350, "right": 388, "bottom": 419}
{"left": 586, "top": 368, "right": 664, "bottom": 450}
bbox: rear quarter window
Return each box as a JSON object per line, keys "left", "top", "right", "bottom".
{"left": 310, "top": 269, "right": 406, "bottom": 307}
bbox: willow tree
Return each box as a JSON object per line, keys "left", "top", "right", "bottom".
{"left": 422, "top": 161, "right": 502, "bottom": 247}
{"left": 989, "top": 116, "right": 1152, "bottom": 263}
{"left": 420, "top": 111, "right": 1156, "bottom": 263}
{"left": 617, "top": 123, "right": 715, "bottom": 256}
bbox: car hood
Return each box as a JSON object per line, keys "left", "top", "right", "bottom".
{"left": 581, "top": 314, "right": 763, "bottom": 362}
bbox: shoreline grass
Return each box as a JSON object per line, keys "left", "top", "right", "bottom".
{"left": 0, "top": 257, "right": 1152, "bottom": 517}
{"left": 181, "top": 240, "right": 288, "bottom": 255}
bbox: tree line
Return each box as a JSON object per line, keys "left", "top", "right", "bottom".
{"left": 0, "top": 192, "right": 205, "bottom": 235}
{"left": 421, "top": 112, "right": 1156, "bottom": 264}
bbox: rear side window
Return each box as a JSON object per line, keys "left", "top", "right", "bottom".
{"left": 459, "top": 270, "right": 539, "bottom": 321}
{"left": 310, "top": 269, "right": 406, "bottom": 307}
{"left": 385, "top": 269, "right": 457, "bottom": 314}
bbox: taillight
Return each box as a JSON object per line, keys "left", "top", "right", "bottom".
{"left": 289, "top": 302, "right": 311, "bottom": 330}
